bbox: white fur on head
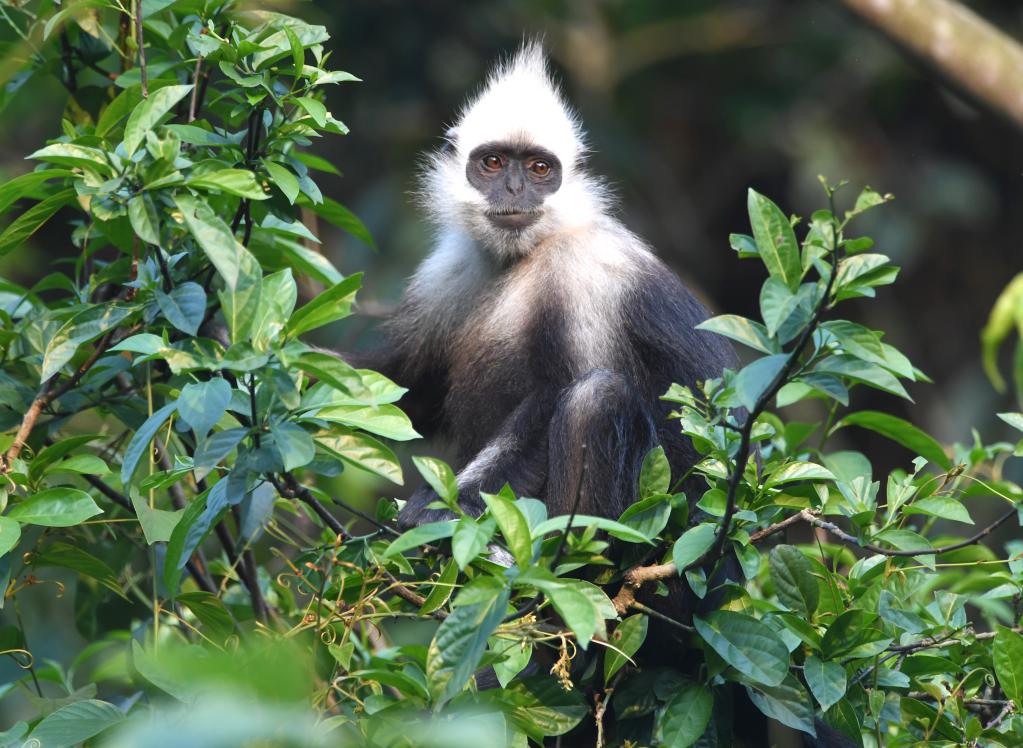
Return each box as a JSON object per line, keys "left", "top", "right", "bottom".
{"left": 420, "top": 41, "right": 610, "bottom": 259}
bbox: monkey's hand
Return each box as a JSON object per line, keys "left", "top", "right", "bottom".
{"left": 395, "top": 483, "right": 487, "bottom": 531}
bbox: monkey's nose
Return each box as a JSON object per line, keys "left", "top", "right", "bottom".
{"left": 505, "top": 177, "right": 524, "bottom": 195}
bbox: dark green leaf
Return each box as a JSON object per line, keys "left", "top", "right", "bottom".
{"left": 769, "top": 544, "right": 819, "bottom": 616}
{"left": 693, "top": 611, "right": 788, "bottom": 686}
{"left": 121, "top": 402, "right": 177, "bottom": 485}
{"left": 672, "top": 523, "right": 717, "bottom": 571}
{"left": 426, "top": 583, "right": 509, "bottom": 705}
{"left": 745, "top": 675, "right": 816, "bottom": 736}
{"left": 830, "top": 411, "right": 950, "bottom": 469}
{"left": 156, "top": 282, "right": 207, "bottom": 337}
{"left": 604, "top": 614, "right": 648, "bottom": 683}
{"left": 993, "top": 626, "right": 1023, "bottom": 705}
{"left": 26, "top": 699, "right": 123, "bottom": 748}
{"left": 9, "top": 488, "right": 102, "bottom": 527}
{"left": 177, "top": 378, "right": 231, "bottom": 439}
{"left": 803, "top": 656, "right": 846, "bottom": 711}
{"left": 656, "top": 682, "right": 713, "bottom": 748}
{"left": 0, "top": 188, "right": 76, "bottom": 258}
{"left": 735, "top": 354, "right": 788, "bottom": 411}
{"left": 269, "top": 421, "right": 315, "bottom": 471}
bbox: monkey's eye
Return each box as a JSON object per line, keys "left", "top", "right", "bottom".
{"left": 482, "top": 154, "right": 503, "bottom": 171}
{"left": 529, "top": 160, "right": 551, "bottom": 177}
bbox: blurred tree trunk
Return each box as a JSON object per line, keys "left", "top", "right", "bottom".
{"left": 841, "top": 0, "right": 1023, "bottom": 128}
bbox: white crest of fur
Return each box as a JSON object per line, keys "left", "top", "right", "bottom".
{"left": 419, "top": 42, "right": 611, "bottom": 259}
{"left": 454, "top": 41, "right": 585, "bottom": 167}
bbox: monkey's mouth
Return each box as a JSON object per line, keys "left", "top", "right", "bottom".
{"left": 486, "top": 209, "right": 541, "bottom": 230}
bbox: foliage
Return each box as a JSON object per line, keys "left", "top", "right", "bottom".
{"left": 0, "top": 2, "right": 1021, "bottom": 747}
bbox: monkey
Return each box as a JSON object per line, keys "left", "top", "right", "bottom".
{"left": 350, "top": 43, "right": 858, "bottom": 748}
{"left": 352, "top": 42, "right": 738, "bottom": 531}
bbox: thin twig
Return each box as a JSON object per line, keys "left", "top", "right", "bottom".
{"left": 188, "top": 55, "right": 205, "bottom": 122}
{"left": 134, "top": 0, "right": 147, "bottom": 97}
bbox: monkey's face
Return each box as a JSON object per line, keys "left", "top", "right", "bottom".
{"left": 464, "top": 141, "right": 563, "bottom": 232}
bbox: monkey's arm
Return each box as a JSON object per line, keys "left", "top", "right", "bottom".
{"left": 396, "top": 390, "right": 554, "bottom": 529}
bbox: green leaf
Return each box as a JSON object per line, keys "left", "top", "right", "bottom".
{"left": 130, "top": 490, "right": 183, "bottom": 545}
{"left": 0, "top": 517, "right": 21, "bottom": 559}
{"left": 52, "top": 454, "right": 110, "bottom": 475}
{"left": 0, "top": 169, "right": 72, "bottom": 215}
{"left": 0, "top": 188, "right": 76, "bottom": 257}
{"left": 998, "top": 411, "right": 1023, "bottom": 433}
{"left": 656, "top": 682, "right": 713, "bottom": 748}
{"left": 121, "top": 402, "right": 177, "bottom": 485}
{"left": 604, "top": 614, "right": 648, "bottom": 683}
{"left": 314, "top": 403, "right": 419, "bottom": 441}
{"left": 759, "top": 277, "right": 800, "bottom": 338}
{"left": 41, "top": 303, "right": 134, "bottom": 382}
{"left": 285, "top": 273, "right": 361, "bottom": 337}
{"left": 270, "top": 422, "right": 315, "bottom": 471}
{"left": 693, "top": 610, "right": 789, "bottom": 686}
{"left": 26, "top": 699, "right": 123, "bottom": 748}
{"left": 696, "top": 314, "right": 777, "bottom": 354}
{"left": 295, "top": 96, "right": 327, "bottom": 127}
{"left": 156, "top": 281, "right": 207, "bottom": 337}
{"left": 982, "top": 273, "right": 1023, "bottom": 392}
{"left": 31, "top": 541, "right": 124, "bottom": 597}
{"left": 451, "top": 516, "right": 494, "bottom": 569}
{"left": 177, "top": 379, "right": 231, "bottom": 439}
{"left": 163, "top": 491, "right": 218, "bottom": 599}
{"left": 175, "top": 194, "right": 262, "bottom": 341}
{"left": 192, "top": 428, "right": 247, "bottom": 481}
{"left": 314, "top": 431, "right": 403, "bottom": 484}
{"left": 383, "top": 520, "right": 457, "bottom": 557}
{"left": 672, "top": 522, "right": 717, "bottom": 571}
{"left": 306, "top": 197, "right": 377, "bottom": 249}
{"left": 27, "top": 144, "right": 111, "bottom": 174}
{"left": 413, "top": 456, "right": 458, "bottom": 505}
{"left": 188, "top": 169, "right": 269, "bottom": 200}
{"left": 766, "top": 461, "right": 835, "bottom": 487}
{"left": 769, "top": 545, "right": 819, "bottom": 616}
{"left": 8, "top": 488, "right": 102, "bottom": 527}
{"left": 426, "top": 583, "right": 509, "bottom": 706}
{"left": 532, "top": 514, "right": 650, "bottom": 544}
{"left": 830, "top": 411, "right": 950, "bottom": 470}
{"left": 639, "top": 445, "right": 670, "bottom": 497}
{"left": 745, "top": 675, "right": 816, "bottom": 736}
{"left": 123, "top": 84, "right": 194, "bottom": 157}
{"left": 419, "top": 558, "right": 458, "bottom": 615}
{"left": 263, "top": 160, "right": 300, "bottom": 204}
{"left": 993, "top": 626, "right": 1023, "bottom": 704}
{"left": 516, "top": 569, "right": 600, "bottom": 648}
{"left": 27, "top": 435, "right": 101, "bottom": 481}
{"left": 904, "top": 496, "right": 973, "bottom": 524}
{"left": 482, "top": 492, "right": 533, "bottom": 568}
{"left": 128, "top": 193, "right": 160, "bottom": 245}
{"left": 735, "top": 354, "right": 788, "bottom": 411}
{"left": 803, "top": 656, "right": 847, "bottom": 711}
{"left": 748, "top": 189, "right": 801, "bottom": 291}
{"left": 618, "top": 494, "right": 671, "bottom": 540}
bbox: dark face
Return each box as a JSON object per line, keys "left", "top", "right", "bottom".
{"left": 465, "top": 141, "right": 562, "bottom": 230}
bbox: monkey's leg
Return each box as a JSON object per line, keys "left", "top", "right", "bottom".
{"left": 546, "top": 369, "right": 657, "bottom": 519}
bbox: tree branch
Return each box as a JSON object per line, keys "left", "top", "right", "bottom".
{"left": 840, "top": 0, "right": 1023, "bottom": 129}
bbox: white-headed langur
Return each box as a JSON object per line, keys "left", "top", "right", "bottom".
{"left": 354, "top": 44, "right": 857, "bottom": 748}
{"left": 353, "top": 43, "right": 738, "bottom": 532}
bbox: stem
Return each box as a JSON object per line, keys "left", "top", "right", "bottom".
{"left": 134, "top": 0, "right": 147, "bottom": 97}
{"left": 188, "top": 55, "right": 205, "bottom": 122}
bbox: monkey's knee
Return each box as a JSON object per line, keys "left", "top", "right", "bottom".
{"left": 547, "top": 369, "right": 656, "bottom": 517}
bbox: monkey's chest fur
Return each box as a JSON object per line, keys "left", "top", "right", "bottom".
{"left": 438, "top": 240, "right": 637, "bottom": 460}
